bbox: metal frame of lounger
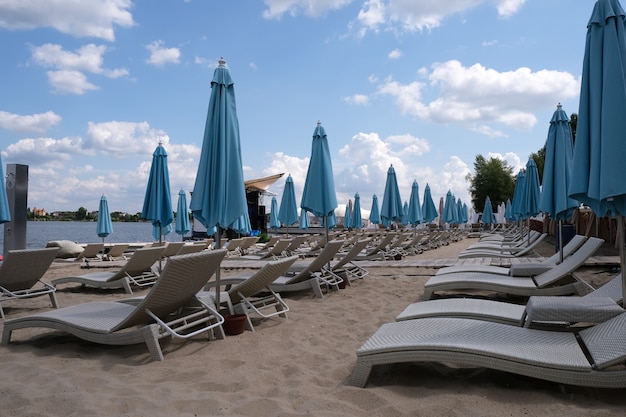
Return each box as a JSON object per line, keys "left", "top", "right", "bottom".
{"left": 3, "top": 250, "right": 228, "bottom": 361}
{"left": 351, "top": 313, "right": 626, "bottom": 388}
{"left": 436, "top": 235, "right": 588, "bottom": 276}
{"left": 398, "top": 274, "right": 624, "bottom": 327}
{"left": 422, "top": 237, "right": 604, "bottom": 300}
{"left": 0, "top": 247, "right": 60, "bottom": 319}
{"left": 52, "top": 246, "right": 167, "bottom": 294}
{"left": 269, "top": 240, "right": 346, "bottom": 299}
{"left": 199, "top": 255, "right": 299, "bottom": 331}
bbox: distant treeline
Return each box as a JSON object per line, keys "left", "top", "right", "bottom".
{"left": 27, "top": 207, "right": 145, "bottom": 222}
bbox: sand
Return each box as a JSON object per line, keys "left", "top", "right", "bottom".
{"left": 1, "top": 235, "right": 625, "bottom": 416}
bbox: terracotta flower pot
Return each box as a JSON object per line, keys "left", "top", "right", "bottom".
{"left": 223, "top": 314, "right": 247, "bottom": 335}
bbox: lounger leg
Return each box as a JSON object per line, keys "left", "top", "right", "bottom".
{"left": 49, "top": 292, "right": 59, "bottom": 309}
{"left": 0, "top": 304, "right": 5, "bottom": 320}
{"left": 350, "top": 360, "right": 372, "bottom": 387}
{"left": 310, "top": 279, "right": 324, "bottom": 299}
{"left": 143, "top": 325, "right": 164, "bottom": 361}
{"left": 122, "top": 279, "right": 133, "bottom": 295}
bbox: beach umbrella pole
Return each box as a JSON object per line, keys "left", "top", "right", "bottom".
{"left": 558, "top": 220, "right": 564, "bottom": 263}
{"left": 617, "top": 215, "right": 626, "bottom": 300}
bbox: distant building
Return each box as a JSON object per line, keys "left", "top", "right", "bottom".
{"left": 32, "top": 207, "right": 46, "bottom": 217}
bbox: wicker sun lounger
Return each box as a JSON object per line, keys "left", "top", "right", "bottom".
{"left": 199, "top": 255, "right": 299, "bottom": 331}
{"left": 422, "top": 237, "right": 604, "bottom": 300}
{"left": 269, "top": 240, "right": 345, "bottom": 298}
{"left": 398, "top": 274, "right": 624, "bottom": 327}
{"left": 0, "top": 247, "right": 60, "bottom": 319}
{"left": 3, "top": 250, "right": 228, "bottom": 361}
{"left": 52, "top": 246, "right": 167, "bottom": 294}
{"left": 436, "top": 234, "right": 588, "bottom": 277}
{"left": 351, "top": 312, "right": 626, "bottom": 388}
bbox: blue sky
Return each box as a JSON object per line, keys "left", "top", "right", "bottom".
{"left": 0, "top": 0, "right": 598, "bottom": 219}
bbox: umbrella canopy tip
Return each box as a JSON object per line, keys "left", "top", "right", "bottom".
{"left": 219, "top": 57, "right": 226, "bottom": 66}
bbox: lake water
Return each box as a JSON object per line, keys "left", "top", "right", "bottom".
{"left": 0, "top": 221, "right": 186, "bottom": 250}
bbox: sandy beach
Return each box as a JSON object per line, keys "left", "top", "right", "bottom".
{"left": 1, "top": 235, "right": 625, "bottom": 416}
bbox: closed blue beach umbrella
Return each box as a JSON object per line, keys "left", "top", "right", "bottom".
{"left": 462, "top": 202, "right": 469, "bottom": 224}
{"left": 175, "top": 189, "right": 190, "bottom": 241}
{"left": 407, "top": 180, "right": 423, "bottom": 227}
{"left": 540, "top": 104, "right": 578, "bottom": 221}
{"left": 540, "top": 104, "right": 578, "bottom": 261}
{"left": 482, "top": 196, "right": 494, "bottom": 225}
{"left": 512, "top": 170, "right": 526, "bottom": 221}
{"left": 301, "top": 121, "right": 338, "bottom": 239}
{"left": 142, "top": 142, "right": 173, "bottom": 242}
{"left": 422, "top": 184, "right": 438, "bottom": 224}
{"left": 369, "top": 194, "right": 381, "bottom": 226}
{"left": 401, "top": 201, "right": 409, "bottom": 227}
{"left": 352, "top": 193, "right": 363, "bottom": 229}
{"left": 523, "top": 158, "right": 541, "bottom": 219}
{"left": 343, "top": 199, "right": 352, "bottom": 228}
{"left": 96, "top": 194, "right": 113, "bottom": 243}
{"left": 269, "top": 196, "right": 280, "bottom": 230}
{"left": 569, "top": 0, "right": 626, "bottom": 302}
{"left": 505, "top": 199, "right": 514, "bottom": 222}
{"left": 190, "top": 57, "right": 250, "bottom": 306}
{"left": 442, "top": 190, "right": 457, "bottom": 224}
{"left": 456, "top": 198, "right": 465, "bottom": 226}
{"left": 299, "top": 209, "right": 310, "bottom": 230}
{"left": 0, "top": 154, "right": 10, "bottom": 224}
{"left": 278, "top": 174, "right": 298, "bottom": 234}
{"left": 380, "top": 165, "right": 403, "bottom": 228}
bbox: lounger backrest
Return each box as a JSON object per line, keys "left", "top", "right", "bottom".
{"left": 541, "top": 235, "right": 587, "bottom": 264}
{"left": 586, "top": 274, "right": 623, "bottom": 303}
{"left": 75, "top": 243, "right": 105, "bottom": 260}
{"left": 367, "top": 233, "right": 395, "bottom": 254}
{"left": 333, "top": 239, "right": 371, "bottom": 270}
{"left": 106, "top": 244, "right": 129, "bottom": 257}
{"left": 120, "top": 246, "right": 167, "bottom": 278}
{"left": 228, "top": 255, "right": 299, "bottom": 303}
{"left": 161, "top": 242, "right": 185, "bottom": 257}
{"left": 534, "top": 237, "right": 604, "bottom": 288}
{"left": 579, "top": 312, "right": 626, "bottom": 369}
{"left": 286, "top": 240, "right": 345, "bottom": 283}
{"left": 175, "top": 244, "right": 206, "bottom": 256}
{"left": 0, "top": 247, "right": 59, "bottom": 291}
{"left": 266, "top": 239, "right": 291, "bottom": 256}
{"left": 115, "top": 249, "right": 227, "bottom": 330}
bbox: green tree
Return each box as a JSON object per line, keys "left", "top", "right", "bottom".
{"left": 75, "top": 206, "right": 88, "bottom": 221}
{"left": 570, "top": 113, "right": 577, "bottom": 143}
{"left": 466, "top": 155, "right": 515, "bottom": 212}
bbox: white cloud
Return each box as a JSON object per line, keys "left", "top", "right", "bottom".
{"left": 343, "top": 94, "right": 369, "bottom": 105}
{"left": 377, "top": 59, "right": 579, "bottom": 134}
{"left": 85, "top": 121, "right": 170, "bottom": 156}
{"left": 30, "top": 43, "right": 129, "bottom": 94}
{"left": 5, "top": 136, "right": 87, "bottom": 165}
{"left": 355, "top": 0, "right": 526, "bottom": 35}
{"left": 0, "top": 110, "right": 61, "bottom": 134}
{"left": 0, "top": 0, "right": 134, "bottom": 41}
{"left": 388, "top": 48, "right": 402, "bottom": 59}
{"left": 47, "top": 70, "right": 100, "bottom": 94}
{"left": 262, "top": 0, "right": 352, "bottom": 19}
{"left": 488, "top": 151, "right": 524, "bottom": 173}
{"left": 146, "top": 41, "right": 181, "bottom": 67}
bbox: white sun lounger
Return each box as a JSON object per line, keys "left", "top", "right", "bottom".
{"left": 422, "top": 237, "right": 604, "bottom": 300}
{"left": 0, "top": 247, "right": 60, "bottom": 319}
{"left": 436, "top": 234, "right": 588, "bottom": 276}
{"left": 351, "top": 312, "right": 626, "bottom": 388}
{"left": 398, "top": 274, "right": 624, "bottom": 327}
{"left": 3, "top": 250, "right": 228, "bottom": 361}
{"left": 52, "top": 246, "right": 167, "bottom": 294}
